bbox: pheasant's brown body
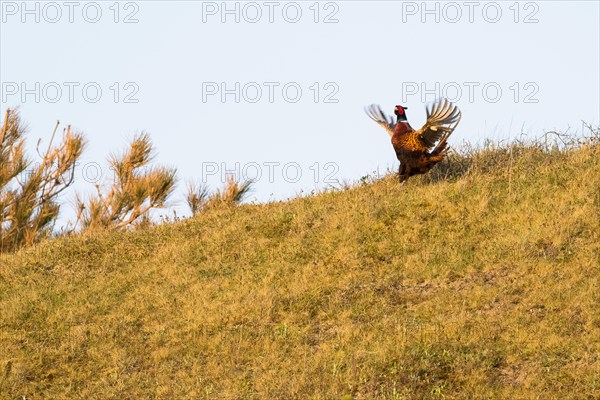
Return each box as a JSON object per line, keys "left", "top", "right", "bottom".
{"left": 365, "top": 98, "right": 461, "bottom": 182}
{"left": 392, "top": 121, "right": 447, "bottom": 180}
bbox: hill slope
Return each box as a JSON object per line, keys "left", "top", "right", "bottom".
{"left": 1, "top": 144, "right": 599, "bottom": 399}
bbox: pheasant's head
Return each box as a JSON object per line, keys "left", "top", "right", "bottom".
{"left": 394, "top": 105, "right": 408, "bottom": 122}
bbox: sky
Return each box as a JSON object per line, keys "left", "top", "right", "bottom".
{"left": 1, "top": 0, "right": 599, "bottom": 222}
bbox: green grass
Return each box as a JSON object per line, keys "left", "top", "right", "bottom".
{"left": 1, "top": 142, "right": 599, "bottom": 399}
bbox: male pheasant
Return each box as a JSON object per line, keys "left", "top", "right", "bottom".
{"left": 365, "top": 98, "right": 461, "bottom": 182}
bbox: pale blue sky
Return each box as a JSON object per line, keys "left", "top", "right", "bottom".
{"left": 1, "top": 1, "right": 599, "bottom": 220}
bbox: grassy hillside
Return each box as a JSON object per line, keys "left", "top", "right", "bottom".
{"left": 1, "top": 142, "right": 599, "bottom": 399}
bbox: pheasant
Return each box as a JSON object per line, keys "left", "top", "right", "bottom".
{"left": 365, "top": 98, "right": 461, "bottom": 182}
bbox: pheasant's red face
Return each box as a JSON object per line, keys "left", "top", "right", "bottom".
{"left": 395, "top": 105, "right": 406, "bottom": 115}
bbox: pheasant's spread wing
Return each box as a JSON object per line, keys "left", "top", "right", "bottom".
{"left": 364, "top": 104, "right": 395, "bottom": 137}
{"left": 416, "top": 98, "right": 461, "bottom": 149}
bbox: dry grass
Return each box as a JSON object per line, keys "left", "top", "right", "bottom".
{"left": 1, "top": 139, "right": 599, "bottom": 399}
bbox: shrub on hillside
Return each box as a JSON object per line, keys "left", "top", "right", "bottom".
{"left": 0, "top": 109, "right": 85, "bottom": 252}
{"left": 74, "top": 133, "right": 177, "bottom": 230}
{"left": 186, "top": 176, "right": 252, "bottom": 216}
